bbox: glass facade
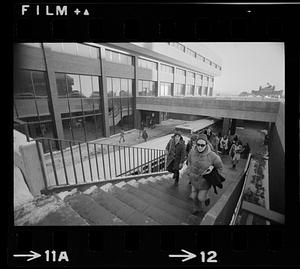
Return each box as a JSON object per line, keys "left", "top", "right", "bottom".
{"left": 56, "top": 73, "right": 104, "bottom": 141}
{"left": 14, "top": 43, "right": 218, "bottom": 150}
{"left": 107, "top": 77, "right": 134, "bottom": 134}
{"left": 14, "top": 69, "right": 56, "bottom": 151}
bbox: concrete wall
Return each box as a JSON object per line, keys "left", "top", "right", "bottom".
{"left": 136, "top": 97, "right": 280, "bottom": 122}
{"left": 268, "top": 123, "right": 285, "bottom": 214}
{"left": 14, "top": 130, "right": 47, "bottom": 197}
{"left": 201, "top": 171, "right": 245, "bottom": 225}
{"left": 275, "top": 102, "right": 285, "bottom": 153}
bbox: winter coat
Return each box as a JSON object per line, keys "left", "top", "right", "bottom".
{"left": 229, "top": 144, "right": 243, "bottom": 161}
{"left": 185, "top": 145, "right": 223, "bottom": 191}
{"left": 203, "top": 167, "right": 226, "bottom": 194}
{"left": 220, "top": 137, "right": 229, "bottom": 150}
{"left": 142, "top": 130, "right": 148, "bottom": 140}
{"left": 165, "top": 136, "right": 186, "bottom": 171}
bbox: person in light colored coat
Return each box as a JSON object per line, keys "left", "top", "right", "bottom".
{"left": 185, "top": 133, "right": 223, "bottom": 214}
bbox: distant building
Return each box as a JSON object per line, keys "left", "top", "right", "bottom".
{"left": 251, "top": 83, "right": 283, "bottom": 98}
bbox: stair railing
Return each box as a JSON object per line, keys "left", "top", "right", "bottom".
{"left": 34, "top": 137, "right": 166, "bottom": 190}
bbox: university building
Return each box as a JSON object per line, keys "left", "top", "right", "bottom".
{"left": 13, "top": 42, "right": 222, "bottom": 149}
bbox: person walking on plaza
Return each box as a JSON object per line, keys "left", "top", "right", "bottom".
{"left": 242, "top": 142, "right": 251, "bottom": 159}
{"left": 210, "top": 132, "right": 220, "bottom": 154}
{"left": 219, "top": 135, "right": 229, "bottom": 155}
{"left": 229, "top": 140, "right": 243, "bottom": 169}
{"left": 186, "top": 134, "right": 199, "bottom": 162}
{"left": 165, "top": 131, "right": 186, "bottom": 186}
{"left": 142, "top": 129, "right": 148, "bottom": 142}
{"left": 138, "top": 121, "right": 144, "bottom": 140}
{"left": 119, "top": 128, "right": 125, "bottom": 143}
{"left": 185, "top": 134, "right": 223, "bottom": 214}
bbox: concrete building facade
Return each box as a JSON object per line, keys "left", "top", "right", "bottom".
{"left": 13, "top": 42, "right": 222, "bottom": 149}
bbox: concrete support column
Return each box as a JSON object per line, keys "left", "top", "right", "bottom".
{"left": 157, "top": 62, "right": 161, "bottom": 97}
{"left": 222, "top": 118, "right": 230, "bottom": 136}
{"left": 19, "top": 142, "right": 48, "bottom": 196}
{"left": 99, "top": 47, "right": 110, "bottom": 137}
{"left": 133, "top": 55, "right": 139, "bottom": 129}
{"left": 42, "top": 46, "right": 64, "bottom": 143}
{"left": 135, "top": 110, "right": 142, "bottom": 129}
{"left": 230, "top": 119, "right": 237, "bottom": 135}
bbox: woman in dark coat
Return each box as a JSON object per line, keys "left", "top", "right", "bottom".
{"left": 165, "top": 131, "right": 186, "bottom": 186}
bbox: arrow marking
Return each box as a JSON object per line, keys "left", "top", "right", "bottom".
{"left": 169, "top": 249, "right": 196, "bottom": 262}
{"left": 13, "top": 250, "right": 41, "bottom": 261}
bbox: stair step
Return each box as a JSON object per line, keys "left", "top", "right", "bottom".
{"left": 110, "top": 186, "right": 181, "bottom": 225}
{"left": 89, "top": 188, "right": 158, "bottom": 225}
{"left": 35, "top": 205, "right": 89, "bottom": 226}
{"left": 65, "top": 193, "right": 125, "bottom": 225}
{"left": 148, "top": 177, "right": 192, "bottom": 203}
{"left": 120, "top": 183, "right": 191, "bottom": 222}
{"left": 138, "top": 180, "right": 193, "bottom": 211}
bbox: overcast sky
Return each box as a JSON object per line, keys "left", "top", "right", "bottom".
{"left": 200, "top": 42, "right": 285, "bottom": 96}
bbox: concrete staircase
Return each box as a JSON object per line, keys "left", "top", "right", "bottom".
{"left": 14, "top": 173, "right": 204, "bottom": 225}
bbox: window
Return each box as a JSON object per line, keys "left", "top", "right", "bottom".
{"left": 174, "top": 84, "right": 185, "bottom": 96}
{"left": 186, "top": 85, "right": 194, "bottom": 96}
{"left": 209, "top": 87, "right": 213, "bottom": 96}
{"left": 187, "top": 72, "right": 195, "bottom": 79}
{"left": 120, "top": 79, "right": 128, "bottom": 97}
{"left": 204, "top": 87, "right": 208, "bottom": 96}
{"left": 112, "top": 78, "right": 121, "bottom": 96}
{"left": 160, "top": 82, "right": 172, "bottom": 96}
{"left": 80, "top": 75, "right": 93, "bottom": 98}
{"left": 106, "top": 49, "right": 133, "bottom": 65}
{"left": 138, "top": 80, "right": 156, "bottom": 96}
{"left": 32, "top": 71, "right": 48, "bottom": 98}
{"left": 197, "top": 86, "right": 202, "bottom": 96}
{"left": 56, "top": 73, "right": 100, "bottom": 98}
{"left": 138, "top": 59, "right": 157, "bottom": 70}
{"left": 160, "top": 64, "right": 174, "bottom": 74}
{"left": 176, "top": 68, "right": 186, "bottom": 77}
{"left": 14, "top": 70, "right": 48, "bottom": 99}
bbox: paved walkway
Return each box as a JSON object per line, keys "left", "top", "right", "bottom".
{"left": 44, "top": 119, "right": 267, "bottom": 189}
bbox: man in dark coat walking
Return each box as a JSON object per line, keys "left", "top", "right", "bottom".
{"left": 165, "top": 131, "right": 186, "bottom": 186}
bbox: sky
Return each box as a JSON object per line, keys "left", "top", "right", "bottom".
{"left": 199, "top": 42, "right": 285, "bottom": 96}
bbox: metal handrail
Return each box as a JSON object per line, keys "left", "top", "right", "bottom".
{"left": 229, "top": 153, "right": 252, "bottom": 225}
{"left": 35, "top": 137, "right": 166, "bottom": 190}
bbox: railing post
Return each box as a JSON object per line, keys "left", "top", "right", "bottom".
{"left": 87, "top": 142, "right": 93, "bottom": 182}
{"left": 69, "top": 141, "right": 78, "bottom": 184}
{"left": 78, "top": 142, "right": 86, "bottom": 183}
{"left": 94, "top": 144, "right": 100, "bottom": 180}
{"left": 59, "top": 140, "right": 69, "bottom": 185}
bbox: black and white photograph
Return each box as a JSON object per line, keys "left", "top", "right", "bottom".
{"left": 13, "top": 42, "right": 285, "bottom": 226}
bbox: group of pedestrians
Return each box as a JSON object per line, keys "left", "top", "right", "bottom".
{"left": 164, "top": 127, "right": 252, "bottom": 214}
{"left": 202, "top": 129, "right": 251, "bottom": 169}
{"left": 165, "top": 130, "right": 225, "bottom": 214}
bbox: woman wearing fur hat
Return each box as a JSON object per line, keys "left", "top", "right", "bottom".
{"left": 185, "top": 133, "right": 223, "bottom": 214}
{"left": 165, "top": 131, "right": 186, "bottom": 186}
